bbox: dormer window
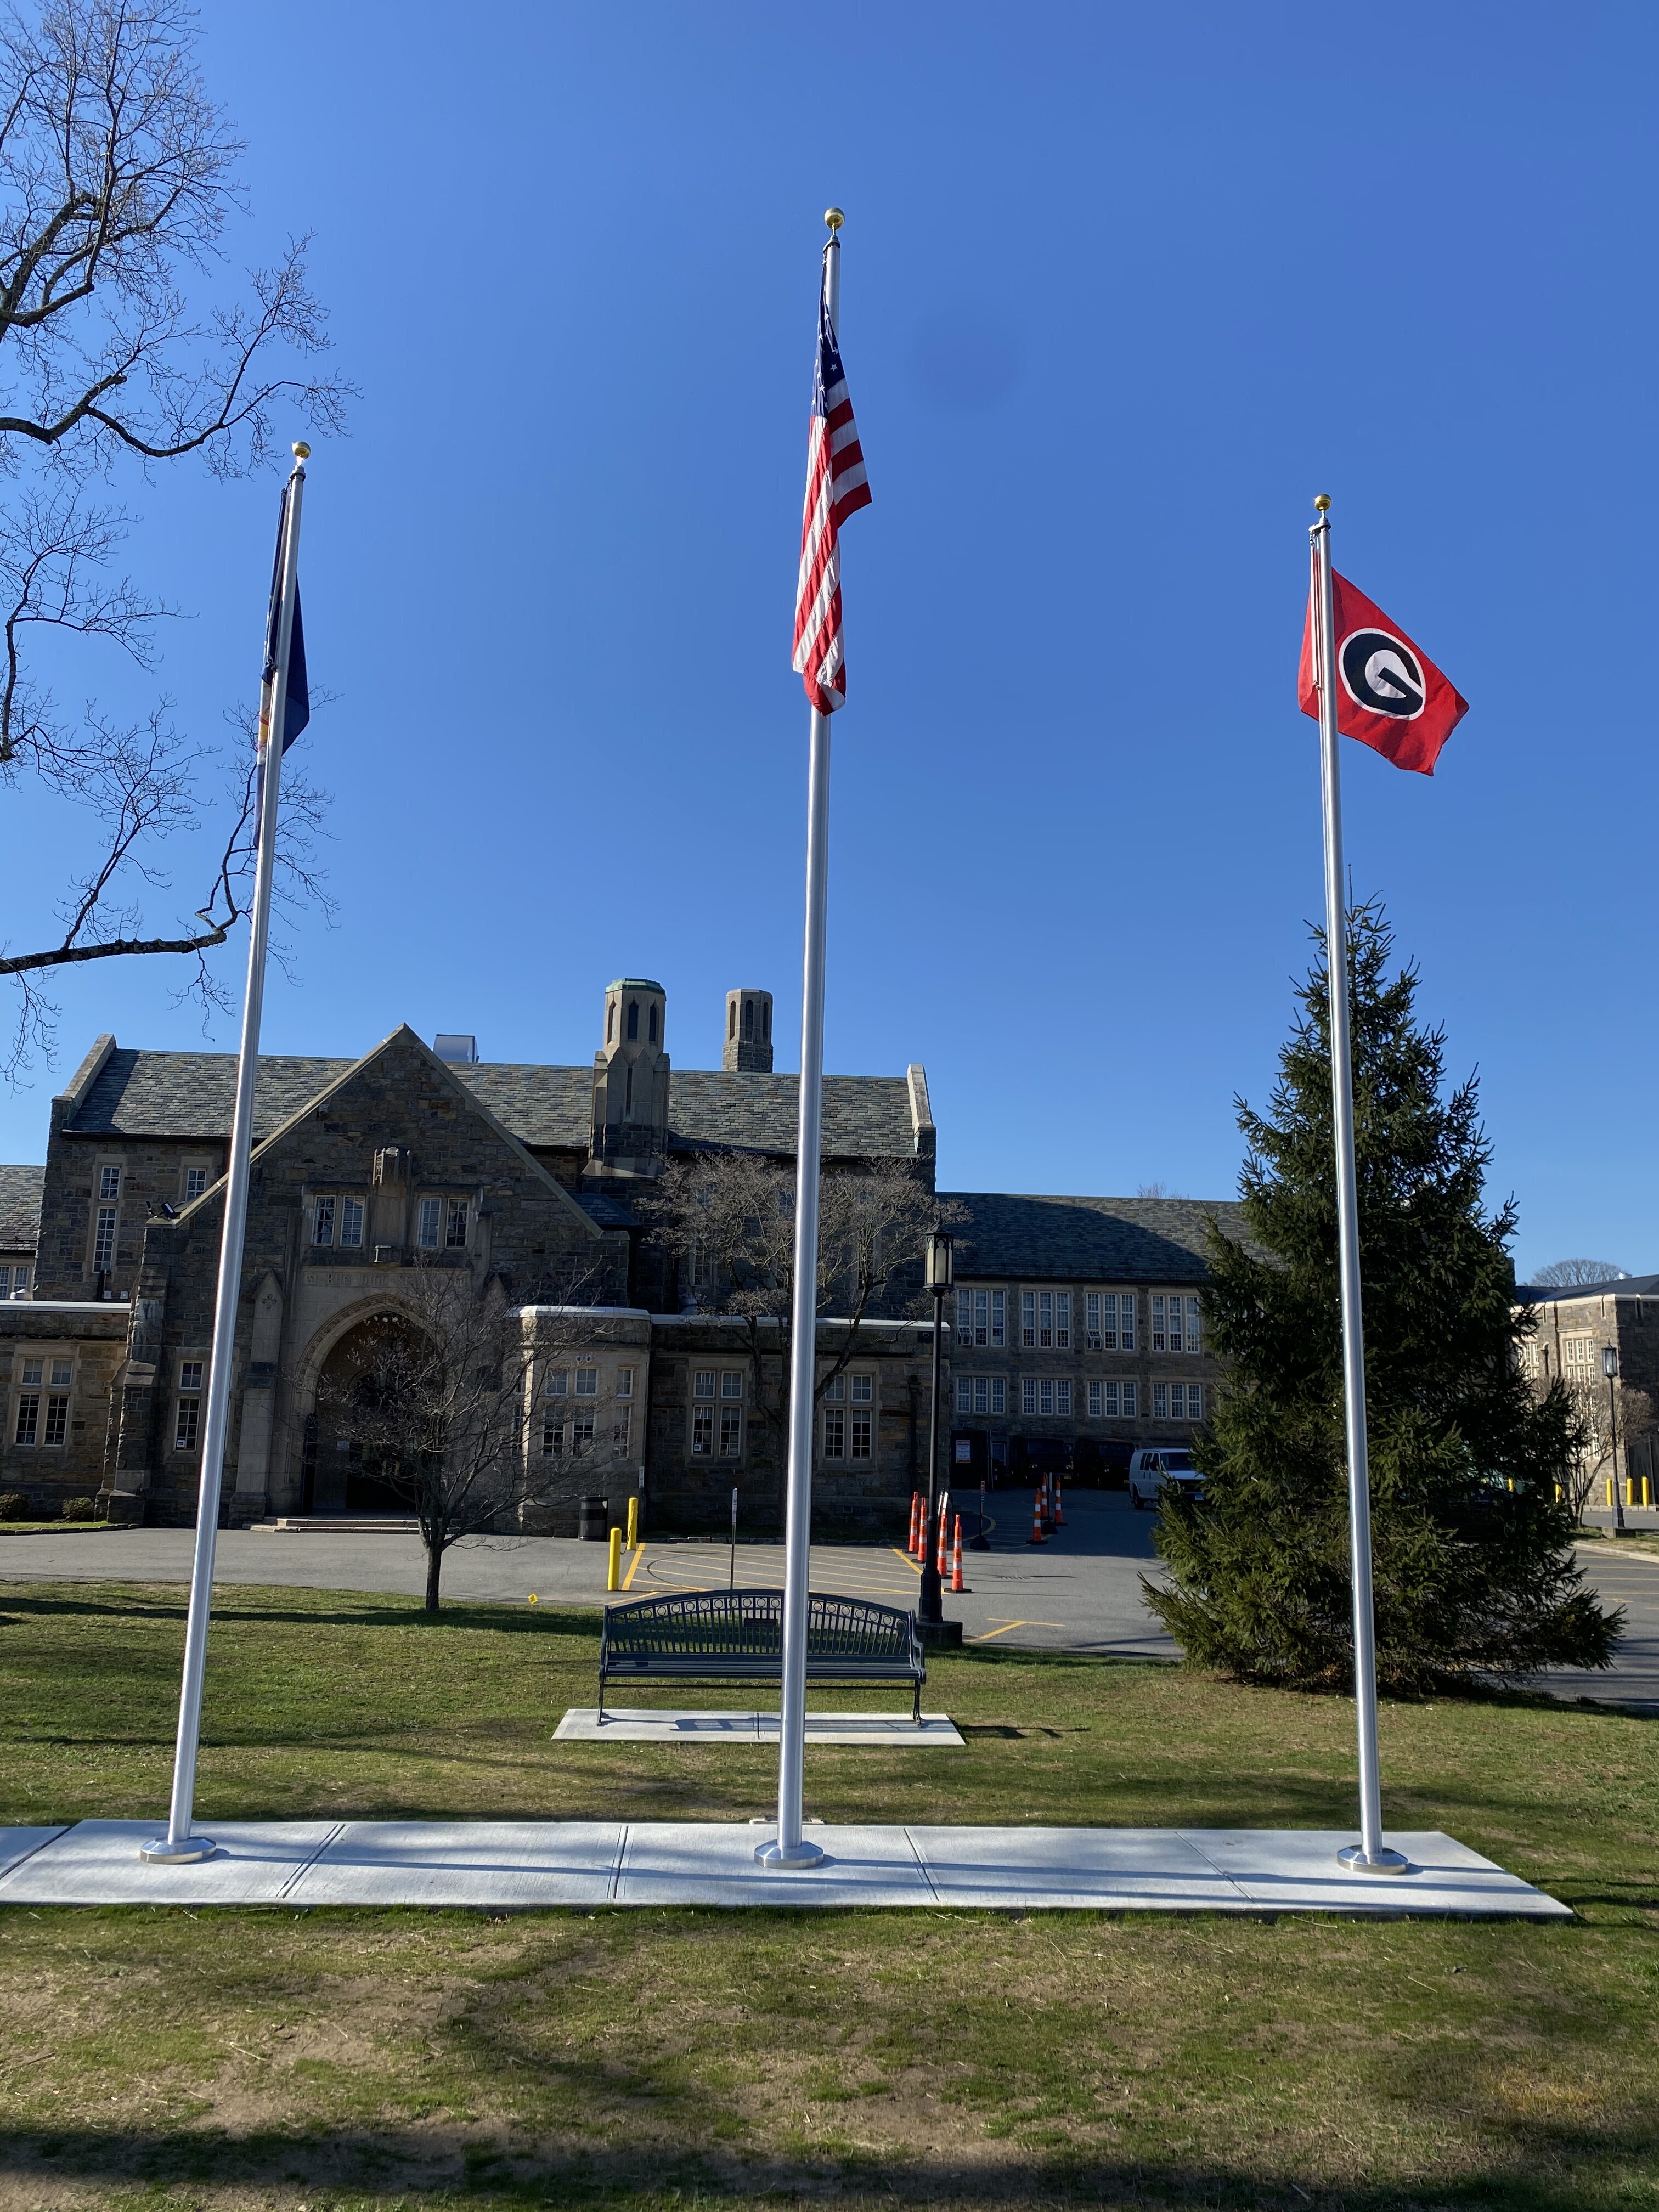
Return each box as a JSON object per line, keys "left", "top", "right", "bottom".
{"left": 627, "top": 1000, "right": 639, "bottom": 1041}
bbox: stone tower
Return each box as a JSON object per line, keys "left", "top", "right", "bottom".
{"left": 590, "top": 978, "right": 670, "bottom": 1176}
{"left": 723, "top": 988, "right": 774, "bottom": 1074}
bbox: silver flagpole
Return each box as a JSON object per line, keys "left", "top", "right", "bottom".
{"left": 1309, "top": 494, "right": 1407, "bottom": 1876}
{"left": 141, "top": 443, "right": 311, "bottom": 1865}
{"left": 757, "top": 223, "right": 843, "bottom": 1870}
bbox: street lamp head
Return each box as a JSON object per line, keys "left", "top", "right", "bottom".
{"left": 1604, "top": 1345, "right": 1620, "bottom": 1380}
{"left": 926, "top": 1228, "right": 954, "bottom": 1294}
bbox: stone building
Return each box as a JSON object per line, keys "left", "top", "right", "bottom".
{"left": 0, "top": 975, "right": 1239, "bottom": 1531}
{"left": 1516, "top": 1272, "right": 1659, "bottom": 1500}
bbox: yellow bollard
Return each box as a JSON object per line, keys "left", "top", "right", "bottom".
{"left": 1553, "top": 1481, "right": 1562, "bottom": 1502}
{"left": 1644, "top": 1477, "right": 1653, "bottom": 1510}
{"left": 1606, "top": 1479, "right": 1615, "bottom": 1508}
{"left": 607, "top": 1525, "right": 622, "bottom": 1592}
{"left": 626, "top": 1494, "right": 639, "bottom": 1551}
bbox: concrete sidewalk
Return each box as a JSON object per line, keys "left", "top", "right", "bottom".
{"left": 0, "top": 1818, "right": 1570, "bottom": 1917}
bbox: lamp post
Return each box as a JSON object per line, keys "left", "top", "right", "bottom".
{"left": 1603, "top": 1345, "right": 1626, "bottom": 1536}
{"left": 919, "top": 1229, "right": 953, "bottom": 1627}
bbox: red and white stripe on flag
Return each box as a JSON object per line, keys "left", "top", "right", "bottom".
{"left": 793, "top": 294, "right": 871, "bottom": 715}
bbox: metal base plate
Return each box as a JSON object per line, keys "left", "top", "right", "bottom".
{"left": 1337, "top": 1843, "right": 1411, "bottom": 1875}
{"left": 753, "top": 1836, "right": 826, "bottom": 1867}
{"left": 138, "top": 1834, "right": 217, "bottom": 1864}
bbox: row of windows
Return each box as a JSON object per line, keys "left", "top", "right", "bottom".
{"left": 542, "top": 1408, "right": 631, "bottom": 1459}
{"left": 954, "top": 1288, "right": 1204, "bottom": 1355}
{"left": 12, "top": 1356, "right": 74, "bottom": 1447}
{"left": 313, "top": 1194, "right": 469, "bottom": 1250}
{"left": 952, "top": 1374, "right": 1205, "bottom": 1421}
{"left": 545, "top": 1364, "right": 633, "bottom": 1400}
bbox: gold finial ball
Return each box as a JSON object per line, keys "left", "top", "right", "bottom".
{"left": 292, "top": 440, "right": 312, "bottom": 461}
{"left": 1313, "top": 492, "right": 1331, "bottom": 512}
{"left": 824, "top": 206, "right": 844, "bottom": 232}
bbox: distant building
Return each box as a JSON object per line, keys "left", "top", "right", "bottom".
{"left": 1517, "top": 1274, "right": 1659, "bottom": 1501}
{"left": 0, "top": 976, "right": 1238, "bottom": 1529}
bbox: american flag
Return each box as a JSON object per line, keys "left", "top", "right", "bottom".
{"left": 792, "top": 287, "right": 871, "bottom": 714}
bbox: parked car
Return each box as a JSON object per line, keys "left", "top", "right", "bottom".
{"left": 1127, "top": 1448, "right": 1203, "bottom": 1510}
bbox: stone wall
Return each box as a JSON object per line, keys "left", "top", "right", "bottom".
{"left": 0, "top": 1301, "right": 130, "bottom": 1514}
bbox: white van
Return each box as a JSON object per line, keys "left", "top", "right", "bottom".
{"left": 1127, "top": 1447, "right": 1203, "bottom": 1510}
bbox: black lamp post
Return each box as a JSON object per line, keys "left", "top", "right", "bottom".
{"left": 1604, "top": 1344, "right": 1626, "bottom": 1536}
{"left": 919, "top": 1228, "right": 953, "bottom": 1626}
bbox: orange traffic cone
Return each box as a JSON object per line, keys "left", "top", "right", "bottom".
{"left": 936, "top": 1494, "right": 950, "bottom": 1576}
{"left": 907, "top": 1491, "right": 922, "bottom": 1556}
{"left": 1052, "top": 1473, "right": 1064, "bottom": 1530}
{"left": 1028, "top": 1489, "right": 1046, "bottom": 1544}
{"left": 1040, "top": 1471, "right": 1052, "bottom": 1528}
{"left": 950, "top": 1514, "right": 966, "bottom": 1593}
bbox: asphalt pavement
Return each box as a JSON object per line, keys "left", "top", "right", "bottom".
{"left": 2, "top": 1491, "right": 1654, "bottom": 1710}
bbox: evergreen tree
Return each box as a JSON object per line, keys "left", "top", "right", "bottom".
{"left": 1149, "top": 905, "right": 1620, "bottom": 1692}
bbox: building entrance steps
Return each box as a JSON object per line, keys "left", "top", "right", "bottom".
{"left": 0, "top": 1820, "right": 1571, "bottom": 1916}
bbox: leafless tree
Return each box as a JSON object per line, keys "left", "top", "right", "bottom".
{"left": 1533, "top": 1259, "right": 1628, "bottom": 1288}
{"left": 1559, "top": 1373, "right": 1652, "bottom": 1525}
{"left": 646, "top": 1153, "right": 953, "bottom": 1471}
{"left": 317, "top": 1256, "right": 605, "bottom": 1612}
{"left": 0, "top": 1, "right": 350, "bottom": 1073}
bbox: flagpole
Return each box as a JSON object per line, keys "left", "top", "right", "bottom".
{"left": 1309, "top": 494, "right": 1407, "bottom": 1876}
{"left": 140, "top": 444, "right": 311, "bottom": 1865}
{"left": 757, "top": 220, "right": 843, "bottom": 1870}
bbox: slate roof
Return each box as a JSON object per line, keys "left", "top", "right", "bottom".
{"left": 61, "top": 1047, "right": 922, "bottom": 1162}
{"left": 0, "top": 1163, "right": 43, "bottom": 1251}
{"left": 668, "top": 1071, "right": 917, "bottom": 1159}
{"left": 1520, "top": 1273, "right": 1657, "bottom": 1305}
{"left": 943, "top": 1190, "right": 1251, "bottom": 1284}
{"left": 67, "top": 1048, "right": 357, "bottom": 1140}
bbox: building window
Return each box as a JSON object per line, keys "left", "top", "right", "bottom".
{"left": 14, "top": 1387, "right": 40, "bottom": 1444}
{"left": 850, "top": 1373, "right": 872, "bottom": 1404}
{"left": 956, "top": 1375, "right": 972, "bottom": 1414}
{"left": 92, "top": 1206, "right": 117, "bottom": 1271}
{"left": 1093, "top": 1380, "right": 1132, "bottom": 1417}
{"left": 1153, "top": 1296, "right": 1195, "bottom": 1355}
{"left": 850, "top": 1410, "right": 872, "bottom": 1460}
{"left": 617, "top": 1366, "right": 634, "bottom": 1399}
{"left": 417, "top": 1197, "right": 441, "bottom": 1249}
{"left": 313, "top": 1195, "right": 335, "bottom": 1246}
{"left": 1088, "top": 1380, "right": 1102, "bottom": 1417}
{"left": 99, "top": 1165, "right": 121, "bottom": 1201}
{"left": 43, "top": 1391, "right": 69, "bottom": 1446}
{"left": 0, "top": 1269, "right": 9, "bottom": 1299}
{"left": 823, "top": 1373, "right": 844, "bottom": 1402}
{"left": 691, "top": 1405, "right": 713, "bottom": 1456}
{"left": 1020, "top": 1291, "right": 1071, "bottom": 1350}
{"left": 958, "top": 1289, "right": 1001, "bottom": 1347}
{"left": 544, "top": 1369, "right": 568, "bottom": 1398}
{"left": 1563, "top": 1336, "right": 1595, "bottom": 1375}
{"left": 1040, "top": 1379, "right": 1056, "bottom": 1415}
{"left": 445, "top": 1199, "right": 469, "bottom": 1248}
{"left": 1154, "top": 1381, "right": 1202, "bottom": 1419}
{"left": 574, "top": 1368, "right": 597, "bottom": 1398}
{"left": 541, "top": 1418, "right": 565, "bottom": 1458}
{"left": 179, "top": 1359, "right": 204, "bottom": 1393}
{"left": 340, "top": 1198, "right": 364, "bottom": 1248}
{"left": 3, "top": 1266, "right": 26, "bottom": 1298}
{"left": 614, "top": 1407, "right": 633, "bottom": 1457}
{"left": 1058, "top": 1379, "right": 1072, "bottom": 1416}
{"left": 693, "top": 1369, "right": 716, "bottom": 1399}
{"left": 571, "top": 1416, "right": 594, "bottom": 1457}
{"left": 1021, "top": 1291, "right": 1035, "bottom": 1347}
{"left": 1086, "top": 1292, "right": 1134, "bottom": 1351}
{"left": 721, "top": 1370, "right": 743, "bottom": 1401}
{"left": 184, "top": 1167, "right": 209, "bottom": 1203}
{"left": 823, "top": 1406, "right": 845, "bottom": 1459}
{"left": 174, "top": 1384, "right": 201, "bottom": 1452}
{"left": 719, "top": 1406, "right": 741, "bottom": 1457}
{"left": 990, "top": 1375, "right": 1005, "bottom": 1415}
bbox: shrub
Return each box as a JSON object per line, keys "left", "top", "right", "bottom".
{"left": 0, "top": 1492, "right": 31, "bottom": 1521}
{"left": 61, "top": 1494, "right": 98, "bottom": 1521}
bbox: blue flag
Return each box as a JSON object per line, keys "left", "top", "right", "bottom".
{"left": 263, "top": 482, "right": 310, "bottom": 751}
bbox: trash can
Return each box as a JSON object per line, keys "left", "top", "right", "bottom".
{"left": 578, "top": 1494, "right": 609, "bottom": 1542}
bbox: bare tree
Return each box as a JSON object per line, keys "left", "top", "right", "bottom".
{"left": 646, "top": 1153, "right": 951, "bottom": 1472}
{"left": 317, "top": 1258, "right": 603, "bottom": 1612}
{"left": 1533, "top": 1259, "right": 1628, "bottom": 1287}
{"left": 1559, "top": 1373, "right": 1653, "bottom": 1526}
{"left": 0, "top": 1, "right": 349, "bottom": 1070}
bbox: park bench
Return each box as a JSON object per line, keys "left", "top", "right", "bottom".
{"left": 597, "top": 1588, "right": 926, "bottom": 1723}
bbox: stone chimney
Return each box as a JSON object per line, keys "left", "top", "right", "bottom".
{"left": 723, "top": 988, "right": 774, "bottom": 1073}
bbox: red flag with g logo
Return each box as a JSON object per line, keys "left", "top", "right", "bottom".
{"left": 1299, "top": 572, "right": 1468, "bottom": 776}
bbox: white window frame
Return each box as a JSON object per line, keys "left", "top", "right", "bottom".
{"left": 721, "top": 1370, "right": 743, "bottom": 1401}
{"left": 693, "top": 1369, "right": 716, "bottom": 1400}
{"left": 990, "top": 1376, "right": 1006, "bottom": 1416}
{"left": 823, "top": 1404, "right": 845, "bottom": 1459}
{"left": 617, "top": 1365, "right": 634, "bottom": 1399}
{"left": 691, "top": 1404, "right": 713, "bottom": 1457}
{"left": 416, "top": 1197, "right": 442, "bottom": 1249}
{"left": 719, "top": 1404, "right": 742, "bottom": 1458}
{"left": 574, "top": 1368, "right": 598, "bottom": 1398}
{"left": 956, "top": 1376, "right": 973, "bottom": 1415}
{"left": 850, "top": 1372, "right": 873, "bottom": 1405}
{"left": 98, "top": 1164, "right": 122, "bottom": 1202}
{"left": 850, "top": 1409, "right": 872, "bottom": 1460}
{"left": 1088, "top": 1380, "right": 1102, "bottom": 1417}
{"left": 92, "top": 1204, "right": 117, "bottom": 1272}
{"left": 340, "top": 1197, "right": 365, "bottom": 1249}
{"left": 1021, "top": 1376, "right": 1036, "bottom": 1416}
{"left": 1021, "top": 1291, "right": 1036, "bottom": 1347}
{"left": 313, "top": 1195, "right": 336, "bottom": 1247}
{"left": 445, "top": 1198, "right": 469, "bottom": 1249}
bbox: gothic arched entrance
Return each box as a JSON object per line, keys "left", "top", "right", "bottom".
{"left": 307, "top": 1311, "right": 433, "bottom": 1516}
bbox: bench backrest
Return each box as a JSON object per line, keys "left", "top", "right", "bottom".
{"left": 603, "top": 1588, "right": 918, "bottom": 1667}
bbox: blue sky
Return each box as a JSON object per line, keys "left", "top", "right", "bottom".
{"left": 3, "top": 2, "right": 1654, "bottom": 1279}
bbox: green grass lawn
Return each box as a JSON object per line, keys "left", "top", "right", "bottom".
{"left": 0, "top": 1577, "right": 1655, "bottom": 2212}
